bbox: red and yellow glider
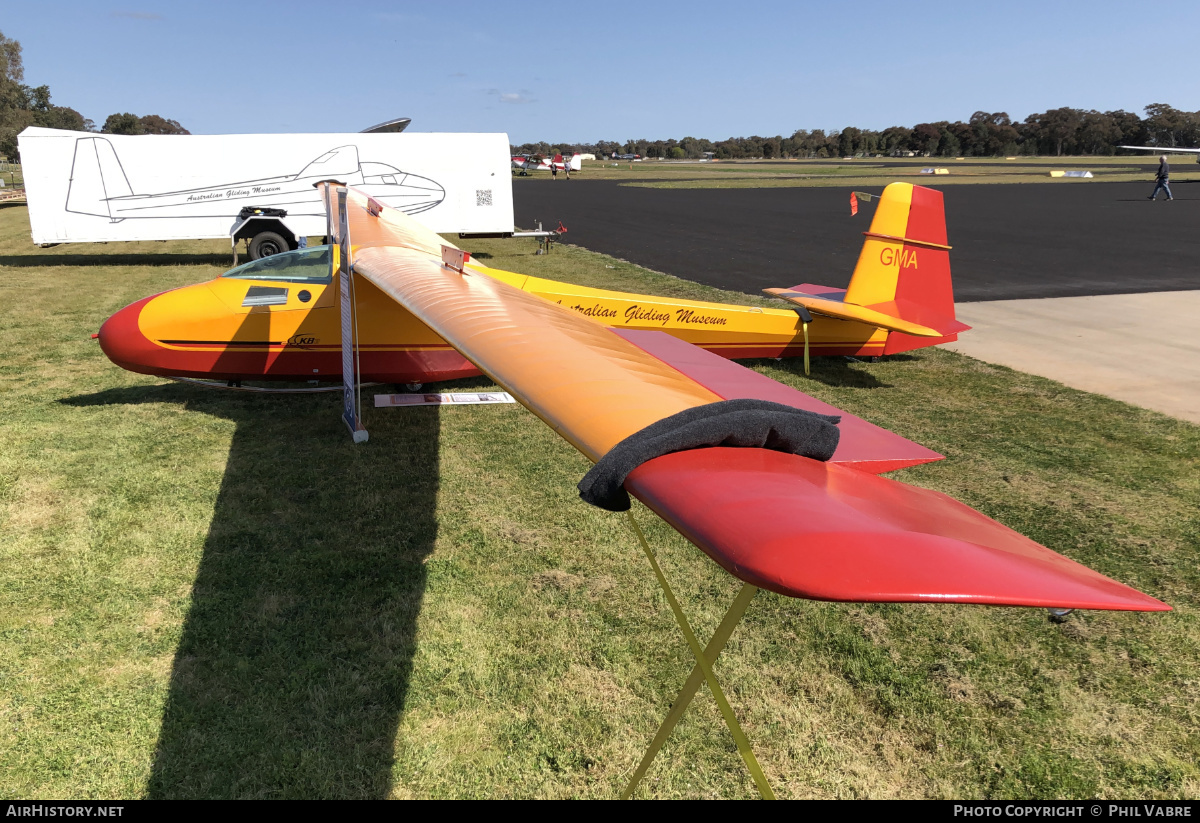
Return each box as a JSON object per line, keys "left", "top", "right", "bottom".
{"left": 98, "top": 182, "right": 968, "bottom": 384}
{"left": 95, "top": 182, "right": 1167, "bottom": 799}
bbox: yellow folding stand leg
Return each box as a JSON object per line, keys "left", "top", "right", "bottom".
{"left": 621, "top": 580, "right": 760, "bottom": 798}
{"left": 623, "top": 510, "right": 775, "bottom": 800}
{"left": 802, "top": 321, "right": 810, "bottom": 376}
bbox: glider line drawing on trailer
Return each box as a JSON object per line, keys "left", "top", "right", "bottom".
{"left": 65, "top": 136, "right": 445, "bottom": 223}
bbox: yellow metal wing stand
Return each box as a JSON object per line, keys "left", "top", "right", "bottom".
{"left": 623, "top": 509, "right": 775, "bottom": 800}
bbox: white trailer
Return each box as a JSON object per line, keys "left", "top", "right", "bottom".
{"left": 18, "top": 127, "right": 515, "bottom": 259}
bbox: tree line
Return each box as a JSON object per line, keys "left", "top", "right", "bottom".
{"left": 4, "top": 27, "right": 1194, "bottom": 166}
{"left": 0, "top": 30, "right": 188, "bottom": 162}
{"left": 514, "top": 105, "right": 1200, "bottom": 161}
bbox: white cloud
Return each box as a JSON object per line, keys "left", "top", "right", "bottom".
{"left": 485, "top": 89, "right": 536, "bottom": 105}
{"left": 111, "top": 10, "right": 164, "bottom": 20}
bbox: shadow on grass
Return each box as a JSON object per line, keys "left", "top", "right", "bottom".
{"left": 740, "top": 354, "right": 895, "bottom": 389}
{"left": 61, "top": 381, "right": 451, "bottom": 798}
{"left": 0, "top": 253, "right": 232, "bottom": 268}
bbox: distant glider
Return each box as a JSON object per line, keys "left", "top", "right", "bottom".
{"left": 1120, "top": 144, "right": 1200, "bottom": 162}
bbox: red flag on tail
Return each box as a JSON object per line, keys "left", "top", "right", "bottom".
{"left": 850, "top": 191, "right": 877, "bottom": 216}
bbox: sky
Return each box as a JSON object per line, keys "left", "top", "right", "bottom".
{"left": 5, "top": 0, "right": 1199, "bottom": 144}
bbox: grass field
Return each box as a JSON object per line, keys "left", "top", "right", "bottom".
{"left": 1, "top": 202, "right": 1198, "bottom": 799}
{"left": 555, "top": 155, "right": 1200, "bottom": 189}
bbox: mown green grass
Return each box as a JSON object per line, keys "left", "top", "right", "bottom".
{"left": 1, "top": 203, "right": 1198, "bottom": 799}
{"left": 554, "top": 155, "right": 1199, "bottom": 189}
{"left": 1, "top": 163, "right": 22, "bottom": 189}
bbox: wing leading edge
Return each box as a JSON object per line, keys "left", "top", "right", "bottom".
{"left": 334, "top": 184, "right": 1167, "bottom": 612}
{"left": 352, "top": 243, "right": 723, "bottom": 461}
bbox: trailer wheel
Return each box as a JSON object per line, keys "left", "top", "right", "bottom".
{"left": 248, "top": 231, "right": 289, "bottom": 260}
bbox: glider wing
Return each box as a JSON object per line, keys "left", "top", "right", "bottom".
{"left": 335, "top": 185, "right": 1167, "bottom": 612}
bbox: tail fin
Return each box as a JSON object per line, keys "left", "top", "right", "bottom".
{"left": 843, "top": 182, "right": 968, "bottom": 351}
{"left": 569, "top": 153, "right": 582, "bottom": 171}
{"left": 65, "top": 137, "right": 134, "bottom": 222}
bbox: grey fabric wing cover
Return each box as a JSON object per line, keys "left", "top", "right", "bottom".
{"left": 578, "top": 399, "right": 841, "bottom": 511}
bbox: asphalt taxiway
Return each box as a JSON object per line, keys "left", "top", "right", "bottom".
{"left": 514, "top": 179, "right": 1199, "bottom": 421}
{"left": 514, "top": 179, "right": 1198, "bottom": 302}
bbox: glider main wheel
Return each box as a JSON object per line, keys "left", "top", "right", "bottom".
{"left": 248, "top": 231, "right": 289, "bottom": 260}
{"left": 404, "top": 383, "right": 424, "bottom": 392}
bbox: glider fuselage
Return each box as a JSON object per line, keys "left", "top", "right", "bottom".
{"left": 98, "top": 245, "right": 896, "bottom": 384}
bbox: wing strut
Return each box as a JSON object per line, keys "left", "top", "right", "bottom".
{"left": 329, "top": 184, "right": 368, "bottom": 443}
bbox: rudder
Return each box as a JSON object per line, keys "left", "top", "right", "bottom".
{"left": 843, "top": 182, "right": 965, "bottom": 349}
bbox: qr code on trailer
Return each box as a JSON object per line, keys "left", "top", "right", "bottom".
{"left": 476, "top": 189, "right": 493, "bottom": 207}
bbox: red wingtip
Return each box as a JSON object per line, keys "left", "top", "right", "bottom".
{"left": 627, "top": 448, "right": 1169, "bottom": 612}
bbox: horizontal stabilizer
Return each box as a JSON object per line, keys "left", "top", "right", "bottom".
{"left": 627, "top": 448, "right": 1170, "bottom": 611}
{"left": 788, "top": 282, "right": 846, "bottom": 299}
{"left": 765, "top": 288, "right": 943, "bottom": 337}
{"left": 774, "top": 279, "right": 971, "bottom": 342}
{"left": 865, "top": 299, "right": 971, "bottom": 336}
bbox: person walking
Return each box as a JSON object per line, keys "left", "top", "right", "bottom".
{"left": 551, "top": 162, "right": 558, "bottom": 181}
{"left": 1149, "top": 155, "right": 1173, "bottom": 201}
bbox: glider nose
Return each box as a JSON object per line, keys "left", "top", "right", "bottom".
{"left": 398, "top": 172, "right": 445, "bottom": 215}
{"left": 97, "top": 295, "right": 162, "bottom": 376}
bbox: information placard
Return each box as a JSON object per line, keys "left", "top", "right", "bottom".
{"left": 374, "top": 392, "right": 516, "bottom": 407}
